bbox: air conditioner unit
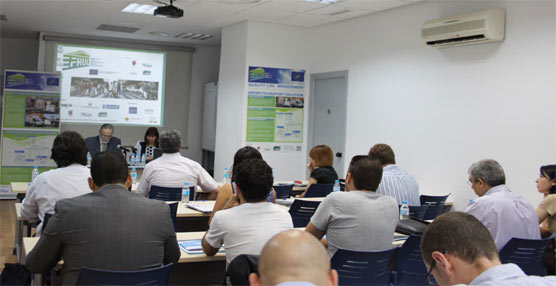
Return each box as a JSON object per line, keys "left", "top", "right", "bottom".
{"left": 422, "top": 8, "right": 506, "bottom": 47}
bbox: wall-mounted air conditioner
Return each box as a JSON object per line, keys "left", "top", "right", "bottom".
{"left": 422, "top": 8, "right": 506, "bottom": 47}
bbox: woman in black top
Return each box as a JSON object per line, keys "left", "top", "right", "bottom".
{"left": 134, "top": 127, "right": 159, "bottom": 161}
{"left": 298, "top": 144, "right": 338, "bottom": 197}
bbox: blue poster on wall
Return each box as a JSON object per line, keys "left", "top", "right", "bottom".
{"left": 4, "top": 71, "right": 60, "bottom": 92}
{"left": 248, "top": 66, "right": 305, "bottom": 84}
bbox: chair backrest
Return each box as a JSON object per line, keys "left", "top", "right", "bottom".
{"left": 408, "top": 205, "right": 429, "bottom": 220}
{"left": 42, "top": 213, "right": 53, "bottom": 231}
{"left": 394, "top": 235, "right": 432, "bottom": 285}
{"left": 273, "top": 185, "right": 294, "bottom": 200}
{"left": 288, "top": 200, "right": 321, "bottom": 228}
{"left": 149, "top": 185, "right": 182, "bottom": 201}
{"left": 499, "top": 235, "right": 554, "bottom": 276}
{"left": 331, "top": 248, "right": 396, "bottom": 286}
{"left": 419, "top": 194, "right": 450, "bottom": 220}
{"left": 304, "top": 184, "right": 333, "bottom": 198}
{"left": 168, "top": 202, "right": 178, "bottom": 232}
{"left": 76, "top": 263, "right": 174, "bottom": 285}
{"left": 224, "top": 254, "right": 259, "bottom": 286}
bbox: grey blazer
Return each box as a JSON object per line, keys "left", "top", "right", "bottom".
{"left": 26, "top": 184, "right": 180, "bottom": 285}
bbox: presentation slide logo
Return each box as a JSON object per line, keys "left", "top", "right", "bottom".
{"left": 249, "top": 68, "right": 266, "bottom": 81}
{"left": 89, "top": 69, "right": 98, "bottom": 75}
{"left": 63, "top": 50, "right": 91, "bottom": 70}
{"left": 102, "top": 104, "right": 120, "bottom": 110}
{"left": 129, "top": 107, "right": 138, "bottom": 114}
{"left": 143, "top": 70, "right": 151, "bottom": 75}
{"left": 291, "top": 71, "right": 304, "bottom": 82}
{"left": 98, "top": 112, "right": 107, "bottom": 117}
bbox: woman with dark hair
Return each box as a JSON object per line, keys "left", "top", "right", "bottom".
{"left": 135, "top": 127, "right": 159, "bottom": 162}
{"left": 536, "top": 165, "right": 556, "bottom": 275}
{"left": 536, "top": 165, "right": 556, "bottom": 236}
{"left": 209, "top": 146, "right": 275, "bottom": 223}
{"left": 20, "top": 131, "right": 92, "bottom": 235}
{"left": 298, "top": 144, "right": 338, "bottom": 198}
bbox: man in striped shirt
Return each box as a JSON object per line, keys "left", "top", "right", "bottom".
{"left": 368, "top": 144, "right": 420, "bottom": 206}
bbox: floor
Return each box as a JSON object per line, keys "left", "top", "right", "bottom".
{"left": 0, "top": 200, "right": 17, "bottom": 272}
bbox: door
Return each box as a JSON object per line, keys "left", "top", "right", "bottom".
{"left": 309, "top": 71, "right": 348, "bottom": 178}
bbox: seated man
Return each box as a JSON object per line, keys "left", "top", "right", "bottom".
{"left": 306, "top": 156, "right": 399, "bottom": 257}
{"left": 136, "top": 129, "right": 219, "bottom": 199}
{"left": 368, "top": 143, "right": 420, "bottom": 206}
{"left": 202, "top": 158, "right": 293, "bottom": 266}
{"left": 21, "top": 131, "right": 91, "bottom": 235}
{"left": 466, "top": 159, "right": 540, "bottom": 249}
{"left": 85, "top": 124, "right": 121, "bottom": 156}
{"left": 421, "top": 212, "right": 556, "bottom": 286}
{"left": 249, "top": 230, "right": 338, "bottom": 286}
{"left": 26, "top": 151, "right": 180, "bottom": 285}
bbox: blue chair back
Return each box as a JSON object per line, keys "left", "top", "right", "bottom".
{"left": 305, "top": 184, "right": 333, "bottom": 198}
{"left": 288, "top": 200, "right": 321, "bottom": 228}
{"left": 149, "top": 185, "right": 182, "bottom": 201}
{"left": 419, "top": 194, "right": 450, "bottom": 220}
{"left": 408, "top": 205, "right": 429, "bottom": 220}
{"left": 331, "top": 248, "right": 396, "bottom": 286}
{"left": 499, "top": 235, "right": 554, "bottom": 276}
{"left": 273, "top": 185, "right": 294, "bottom": 199}
{"left": 393, "top": 235, "right": 431, "bottom": 285}
{"left": 168, "top": 202, "right": 178, "bottom": 232}
{"left": 76, "top": 263, "right": 174, "bottom": 285}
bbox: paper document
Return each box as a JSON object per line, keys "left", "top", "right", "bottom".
{"left": 179, "top": 240, "right": 224, "bottom": 254}
{"left": 185, "top": 203, "right": 213, "bottom": 213}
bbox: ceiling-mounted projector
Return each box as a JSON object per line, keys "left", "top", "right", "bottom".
{"left": 154, "top": 0, "right": 183, "bottom": 18}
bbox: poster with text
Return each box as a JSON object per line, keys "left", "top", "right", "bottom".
{"left": 55, "top": 44, "right": 165, "bottom": 126}
{"left": 246, "top": 67, "right": 305, "bottom": 152}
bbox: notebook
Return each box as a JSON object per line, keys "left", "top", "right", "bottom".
{"left": 185, "top": 203, "right": 213, "bottom": 213}
{"left": 179, "top": 240, "right": 224, "bottom": 254}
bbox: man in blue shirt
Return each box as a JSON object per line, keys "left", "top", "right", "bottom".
{"left": 421, "top": 212, "right": 555, "bottom": 286}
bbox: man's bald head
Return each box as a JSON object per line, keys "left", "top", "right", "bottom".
{"left": 250, "top": 230, "right": 337, "bottom": 286}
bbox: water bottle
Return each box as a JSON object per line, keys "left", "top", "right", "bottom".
{"left": 182, "top": 182, "right": 190, "bottom": 203}
{"left": 400, "top": 200, "right": 410, "bottom": 220}
{"left": 31, "top": 166, "right": 40, "bottom": 182}
{"left": 140, "top": 154, "right": 146, "bottom": 166}
{"left": 86, "top": 152, "right": 92, "bottom": 167}
{"left": 223, "top": 168, "right": 229, "bottom": 182}
{"left": 130, "top": 154, "right": 136, "bottom": 166}
{"left": 333, "top": 179, "right": 340, "bottom": 192}
{"left": 131, "top": 166, "right": 137, "bottom": 184}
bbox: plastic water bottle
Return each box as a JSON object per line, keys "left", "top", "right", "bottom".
{"left": 140, "top": 154, "right": 146, "bottom": 166}
{"left": 333, "top": 179, "right": 340, "bottom": 192}
{"left": 131, "top": 166, "right": 137, "bottom": 184}
{"left": 31, "top": 166, "right": 40, "bottom": 182}
{"left": 223, "top": 168, "right": 229, "bottom": 182}
{"left": 86, "top": 152, "right": 92, "bottom": 167}
{"left": 182, "top": 182, "right": 190, "bottom": 203}
{"left": 400, "top": 200, "right": 410, "bottom": 220}
{"left": 130, "top": 154, "right": 136, "bottom": 166}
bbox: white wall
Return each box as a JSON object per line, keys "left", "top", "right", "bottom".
{"left": 216, "top": 0, "right": 555, "bottom": 210}
{"left": 181, "top": 45, "right": 220, "bottom": 163}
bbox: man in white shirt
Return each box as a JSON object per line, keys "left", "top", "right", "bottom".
{"left": 202, "top": 158, "right": 293, "bottom": 266}
{"left": 465, "top": 159, "right": 540, "bottom": 249}
{"left": 136, "top": 129, "right": 219, "bottom": 199}
{"left": 421, "top": 212, "right": 556, "bottom": 286}
{"left": 21, "top": 131, "right": 91, "bottom": 235}
{"left": 249, "top": 230, "right": 338, "bottom": 286}
{"left": 368, "top": 144, "right": 420, "bottom": 206}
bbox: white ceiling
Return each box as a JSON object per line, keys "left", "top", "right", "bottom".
{"left": 0, "top": 0, "right": 422, "bottom": 45}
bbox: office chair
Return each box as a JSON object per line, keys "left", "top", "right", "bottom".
{"left": 304, "top": 184, "right": 333, "bottom": 198}
{"left": 149, "top": 185, "right": 182, "bottom": 201}
{"left": 391, "top": 235, "right": 433, "bottom": 285}
{"left": 419, "top": 194, "right": 450, "bottom": 220}
{"left": 288, "top": 199, "right": 321, "bottom": 228}
{"left": 331, "top": 248, "right": 396, "bottom": 286}
{"left": 273, "top": 185, "right": 294, "bottom": 199}
{"left": 76, "top": 263, "right": 174, "bottom": 285}
{"left": 499, "top": 235, "right": 555, "bottom": 276}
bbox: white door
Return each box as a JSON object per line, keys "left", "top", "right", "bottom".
{"left": 309, "top": 71, "right": 348, "bottom": 178}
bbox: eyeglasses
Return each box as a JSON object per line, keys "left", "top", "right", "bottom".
{"left": 425, "top": 250, "right": 447, "bottom": 286}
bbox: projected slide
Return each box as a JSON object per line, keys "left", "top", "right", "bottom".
{"left": 55, "top": 44, "right": 165, "bottom": 126}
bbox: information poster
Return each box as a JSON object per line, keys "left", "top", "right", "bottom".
{"left": 1, "top": 70, "right": 60, "bottom": 185}
{"left": 246, "top": 66, "right": 305, "bottom": 152}
{"left": 54, "top": 44, "right": 165, "bottom": 126}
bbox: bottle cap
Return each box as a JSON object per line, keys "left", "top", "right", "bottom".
{"left": 184, "top": 182, "right": 189, "bottom": 186}
{"left": 132, "top": 166, "right": 136, "bottom": 170}
{"left": 335, "top": 179, "right": 339, "bottom": 183}
{"left": 402, "top": 200, "right": 408, "bottom": 204}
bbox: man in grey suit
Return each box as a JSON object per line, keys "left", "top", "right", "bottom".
{"left": 26, "top": 151, "right": 180, "bottom": 285}
{"left": 85, "top": 124, "right": 122, "bottom": 156}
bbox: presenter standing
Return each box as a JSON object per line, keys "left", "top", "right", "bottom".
{"left": 85, "top": 124, "right": 121, "bottom": 156}
{"left": 134, "top": 127, "right": 160, "bottom": 161}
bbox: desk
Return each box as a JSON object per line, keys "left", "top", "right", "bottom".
{"left": 10, "top": 182, "right": 139, "bottom": 195}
